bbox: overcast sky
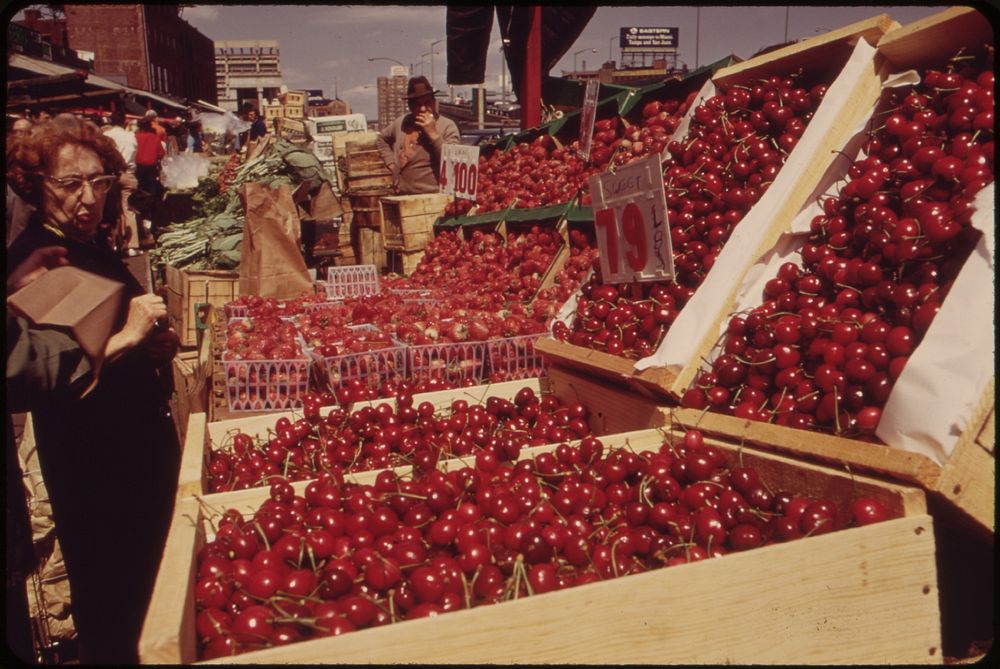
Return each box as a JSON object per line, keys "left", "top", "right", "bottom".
{"left": 177, "top": 5, "right": 948, "bottom": 120}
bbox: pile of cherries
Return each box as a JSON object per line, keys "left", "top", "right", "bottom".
{"left": 682, "top": 54, "right": 993, "bottom": 437}
{"left": 560, "top": 70, "right": 829, "bottom": 360}
{"left": 194, "top": 421, "right": 890, "bottom": 659}
{"left": 207, "top": 387, "right": 593, "bottom": 493}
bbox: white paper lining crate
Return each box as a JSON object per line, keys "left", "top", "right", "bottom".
{"left": 143, "top": 421, "right": 941, "bottom": 664}
{"left": 664, "top": 7, "right": 995, "bottom": 537}
{"left": 535, "top": 14, "right": 901, "bottom": 399}
{"left": 322, "top": 264, "right": 380, "bottom": 298}
{"left": 165, "top": 265, "right": 240, "bottom": 347}
{"left": 379, "top": 193, "right": 451, "bottom": 251}
{"left": 308, "top": 324, "right": 407, "bottom": 392}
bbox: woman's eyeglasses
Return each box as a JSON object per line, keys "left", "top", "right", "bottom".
{"left": 43, "top": 173, "right": 118, "bottom": 195}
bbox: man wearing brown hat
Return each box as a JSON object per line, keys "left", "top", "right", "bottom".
{"left": 376, "top": 75, "right": 460, "bottom": 194}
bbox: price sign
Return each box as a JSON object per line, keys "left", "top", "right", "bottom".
{"left": 578, "top": 78, "right": 600, "bottom": 161}
{"left": 588, "top": 154, "right": 674, "bottom": 284}
{"left": 439, "top": 144, "right": 480, "bottom": 201}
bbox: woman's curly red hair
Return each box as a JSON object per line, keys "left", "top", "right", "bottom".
{"left": 7, "top": 113, "right": 128, "bottom": 207}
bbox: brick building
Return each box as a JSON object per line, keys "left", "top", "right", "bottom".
{"left": 34, "top": 4, "right": 218, "bottom": 107}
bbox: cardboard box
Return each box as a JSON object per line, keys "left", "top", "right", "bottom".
{"left": 7, "top": 265, "right": 125, "bottom": 366}
{"left": 165, "top": 265, "right": 240, "bottom": 348}
{"left": 379, "top": 193, "right": 450, "bottom": 250}
{"left": 143, "top": 420, "right": 940, "bottom": 664}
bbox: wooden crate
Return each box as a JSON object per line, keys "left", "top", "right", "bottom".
{"left": 663, "top": 7, "right": 994, "bottom": 536}
{"left": 262, "top": 104, "right": 283, "bottom": 120}
{"left": 282, "top": 104, "right": 304, "bottom": 119}
{"left": 356, "top": 226, "right": 386, "bottom": 270}
{"left": 278, "top": 90, "right": 306, "bottom": 107}
{"left": 386, "top": 248, "right": 423, "bottom": 276}
{"left": 177, "top": 368, "right": 667, "bottom": 500}
{"left": 349, "top": 193, "right": 383, "bottom": 230}
{"left": 169, "top": 348, "right": 209, "bottom": 445}
{"left": 164, "top": 265, "right": 240, "bottom": 348}
{"left": 142, "top": 423, "right": 940, "bottom": 664}
{"left": 379, "top": 193, "right": 450, "bottom": 251}
{"left": 344, "top": 140, "right": 393, "bottom": 194}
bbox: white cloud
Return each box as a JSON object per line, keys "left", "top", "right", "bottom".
{"left": 182, "top": 6, "right": 219, "bottom": 22}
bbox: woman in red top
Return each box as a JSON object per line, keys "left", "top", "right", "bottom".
{"left": 133, "top": 116, "right": 164, "bottom": 228}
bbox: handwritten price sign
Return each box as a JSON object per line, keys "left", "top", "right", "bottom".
{"left": 588, "top": 154, "right": 674, "bottom": 284}
{"left": 439, "top": 144, "right": 481, "bottom": 201}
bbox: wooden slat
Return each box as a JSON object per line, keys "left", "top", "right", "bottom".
{"left": 714, "top": 13, "right": 898, "bottom": 86}
{"left": 535, "top": 337, "right": 679, "bottom": 400}
{"left": 876, "top": 6, "right": 993, "bottom": 72}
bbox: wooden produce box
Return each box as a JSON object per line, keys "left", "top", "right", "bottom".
{"left": 379, "top": 193, "right": 451, "bottom": 251}
{"left": 538, "top": 14, "right": 901, "bottom": 401}
{"left": 178, "top": 366, "right": 666, "bottom": 500}
{"left": 169, "top": 346, "right": 210, "bottom": 445}
{"left": 386, "top": 247, "right": 423, "bottom": 276}
{"left": 262, "top": 104, "right": 283, "bottom": 121}
{"left": 664, "top": 7, "right": 995, "bottom": 537}
{"left": 282, "top": 104, "right": 304, "bottom": 120}
{"left": 356, "top": 226, "right": 386, "bottom": 270}
{"left": 142, "top": 424, "right": 941, "bottom": 664}
{"left": 348, "top": 193, "right": 384, "bottom": 230}
{"left": 278, "top": 90, "right": 306, "bottom": 107}
{"left": 165, "top": 265, "right": 240, "bottom": 348}
{"left": 344, "top": 140, "right": 393, "bottom": 194}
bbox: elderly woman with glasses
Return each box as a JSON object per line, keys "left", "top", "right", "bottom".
{"left": 6, "top": 114, "right": 181, "bottom": 664}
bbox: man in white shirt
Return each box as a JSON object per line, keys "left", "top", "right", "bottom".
{"left": 103, "top": 110, "right": 142, "bottom": 249}
{"left": 104, "top": 110, "right": 137, "bottom": 170}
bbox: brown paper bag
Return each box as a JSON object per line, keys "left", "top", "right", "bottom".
{"left": 238, "top": 182, "right": 313, "bottom": 299}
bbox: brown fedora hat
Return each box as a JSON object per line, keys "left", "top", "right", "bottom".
{"left": 404, "top": 75, "right": 437, "bottom": 100}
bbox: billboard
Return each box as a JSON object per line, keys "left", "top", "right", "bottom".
{"left": 620, "top": 27, "right": 679, "bottom": 52}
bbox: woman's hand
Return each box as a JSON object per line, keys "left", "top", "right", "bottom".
{"left": 6, "top": 246, "right": 69, "bottom": 293}
{"left": 104, "top": 294, "right": 168, "bottom": 361}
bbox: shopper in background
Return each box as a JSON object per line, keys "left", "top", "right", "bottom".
{"left": 144, "top": 109, "right": 167, "bottom": 143}
{"left": 104, "top": 110, "right": 136, "bottom": 171}
{"left": 248, "top": 106, "right": 267, "bottom": 141}
{"left": 103, "top": 111, "right": 140, "bottom": 250}
{"left": 133, "top": 114, "right": 165, "bottom": 237}
{"left": 6, "top": 116, "right": 35, "bottom": 246}
{"left": 6, "top": 114, "right": 181, "bottom": 664}
{"left": 376, "top": 75, "right": 460, "bottom": 195}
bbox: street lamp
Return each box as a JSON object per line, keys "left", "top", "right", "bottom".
{"left": 430, "top": 38, "right": 445, "bottom": 90}
{"left": 573, "top": 47, "right": 597, "bottom": 72}
{"left": 368, "top": 56, "right": 408, "bottom": 74}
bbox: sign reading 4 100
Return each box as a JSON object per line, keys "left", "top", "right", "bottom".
{"left": 439, "top": 144, "right": 481, "bottom": 201}
{"left": 588, "top": 154, "right": 674, "bottom": 284}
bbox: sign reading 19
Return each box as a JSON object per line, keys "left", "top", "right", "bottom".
{"left": 593, "top": 202, "right": 650, "bottom": 276}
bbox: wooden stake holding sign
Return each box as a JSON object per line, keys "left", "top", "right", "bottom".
{"left": 439, "top": 143, "right": 480, "bottom": 202}
{"left": 588, "top": 153, "right": 674, "bottom": 283}
{"left": 577, "top": 78, "right": 601, "bottom": 161}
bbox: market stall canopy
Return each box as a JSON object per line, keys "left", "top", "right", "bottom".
{"left": 446, "top": 6, "right": 596, "bottom": 98}
{"left": 7, "top": 53, "right": 188, "bottom": 115}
